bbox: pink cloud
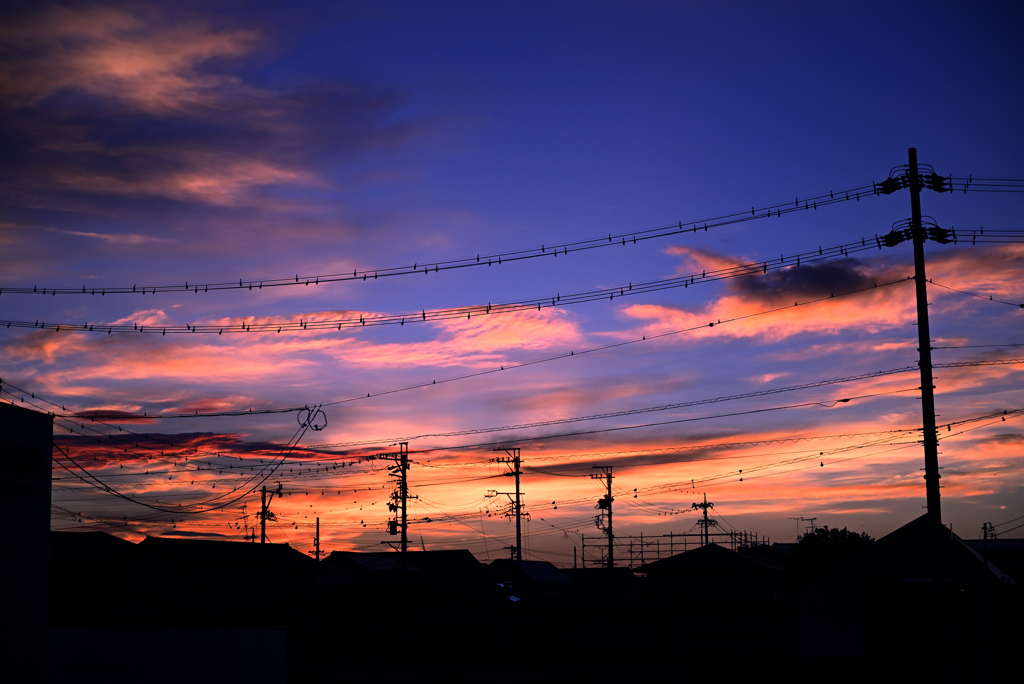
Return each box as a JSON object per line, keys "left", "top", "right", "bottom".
{"left": 0, "top": 5, "right": 258, "bottom": 114}
{"left": 0, "top": 307, "right": 586, "bottom": 408}
{"left": 662, "top": 244, "right": 746, "bottom": 275}
{"left": 51, "top": 158, "right": 312, "bottom": 206}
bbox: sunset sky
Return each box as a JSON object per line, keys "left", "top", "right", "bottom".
{"left": 2, "top": 1, "right": 1022, "bottom": 563}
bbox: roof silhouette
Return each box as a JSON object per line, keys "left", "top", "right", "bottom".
{"left": 490, "top": 559, "right": 573, "bottom": 585}
{"left": 137, "top": 536, "right": 316, "bottom": 567}
{"left": 323, "top": 549, "right": 480, "bottom": 574}
{"left": 642, "top": 542, "right": 780, "bottom": 574}
{"left": 51, "top": 530, "right": 135, "bottom": 567}
{"left": 873, "top": 513, "right": 1016, "bottom": 584}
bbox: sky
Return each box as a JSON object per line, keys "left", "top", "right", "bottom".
{"left": 2, "top": 1, "right": 1023, "bottom": 563}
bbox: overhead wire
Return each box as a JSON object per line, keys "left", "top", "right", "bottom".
{"left": 315, "top": 276, "right": 914, "bottom": 410}
{"left": 308, "top": 363, "right": 1001, "bottom": 446}
{"left": 0, "top": 230, "right": 904, "bottom": 334}
{"left": 933, "top": 343, "right": 1024, "bottom": 350}
{"left": 50, "top": 415, "right": 315, "bottom": 515}
{"left": 0, "top": 181, "right": 880, "bottom": 297}
{"left": 332, "top": 386, "right": 922, "bottom": 450}
{"left": 948, "top": 176, "right": 1024, "bottom": 194}
{"left": 3, "top": 273, "right": 920, "bottom": 428}
{"left": 993, "top": 514, "right": 1024, "bottom": 528}
{"left": 928, "top": 279, "right": 1024, "bottom": 308}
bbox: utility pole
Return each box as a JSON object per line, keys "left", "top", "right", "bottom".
{"left": 309, "top": 516, "right": 322, "bottom": 560}
{"left": 258, "top": 482, "right": 282, "bottom": 544}
{"left": 692, "top": 494, "right": 716, "bottom": 547}
{"left": 591, "top": 466, "right": 614, "bottom": 569}
{"left": 909, "top": 148, "right": 942, "bottom": 523}
{"left": 490, "top": 448, "right": 523, "bottom": 566}
{"left": 878, "top": 150, "right": 955, "bottom": 520}
{"left": 980, "top": 521, "right": 994, "bottom": 684}
{"left": 382, "top": 442, "right": 415, "bottom": 558}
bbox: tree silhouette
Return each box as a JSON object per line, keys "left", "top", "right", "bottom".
{"left": 792, "top": 526, "right": 874, "bottom": 573}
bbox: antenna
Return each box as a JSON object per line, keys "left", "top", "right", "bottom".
{"left": 789, "top": 516, "right": 817, "bottom": 542}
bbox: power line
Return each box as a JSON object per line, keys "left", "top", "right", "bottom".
{"left": 19, "top": 355, "right": 1020, "bottom": 477}
{"left": 928, "top": 279, "right": 1024, "bottom": 308}
{"left": 401, "top": 387, "right": 920, "bottom": 451}
{"left": 525, "top": 432, "right": 913, "bottom": 476}
{"left": 3, "top": 275, "right": 920, "bottom": 426}
{"left": 994, "top": 514, "right": 1024, "bottom": 528}
{"left": 50, "top": 413, "right": 317, "bottom": 515}
{"left": 0, "top": 231, "right": 905, "bottom": 335}
{"left": 933, "top": 343, "right": 1024, "bottom": 350}
{"left": 0, "top": 181, "right": 880, "bottom": 297}
{"left": 384, "top": 409, "right": 1024, "bottom": 522}
{"left": 948, "top": 176, "right": 1024, "bottom": 193}
{"left": 311, "top": 366, "right": 930, "bottom": 446}
{"left": 507, "top": 428, "right": 921, "bottom": 462}
{"left": 314, "top": 276, "right": 913, "bottom": 408}
{"left": 64, "top": 408, "right": 1017, "bottom": 534}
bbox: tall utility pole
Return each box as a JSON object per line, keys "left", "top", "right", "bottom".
{"left": 692, "top": 494, "right": 716, "bottom": 547}
{"left": 258, "top": 482, "right": 282, "bottom": 544}
{"left": 383, "top": 442, "right": 414, "bottom": 556}
{"left": 491, "top": 448, "right": 523, "bottom": 566}
{"left": 311, "top": 517, "right": 322, "bottom": 560}
{"left": 878, "top": 149, "right": 955, "bottom": 520}
{"left": 591, "top": 466, "right": 614, "bottom": 569}
{"left": 909, "top": 147, "right": 942, "bottom": 523}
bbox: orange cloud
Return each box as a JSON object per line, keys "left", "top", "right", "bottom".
{"left": 623, "top": 282, "right": 916, "bottom": 344}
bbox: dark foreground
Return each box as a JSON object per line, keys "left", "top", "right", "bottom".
{"left": 40, "top": 516, "right": 1023, "bottom": 683}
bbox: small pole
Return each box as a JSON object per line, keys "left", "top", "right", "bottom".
{"left": 513, "top": 449, "right": 522, "bottom": 566}
{"left": 400, "top": 442, "right": 408, "bottom": 555}
{"left": 260, "top": 485, "right": 267, "bottom": 544}
{"left": 980, "top": 522, "right": 991, "bottom": 684}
